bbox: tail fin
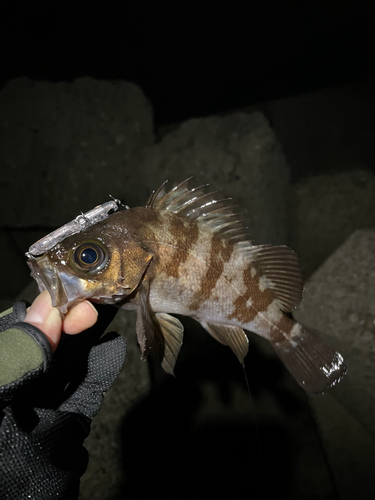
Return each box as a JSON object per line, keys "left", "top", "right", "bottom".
{"left": 271, "top": 325, "right": 347, "bottom": 394}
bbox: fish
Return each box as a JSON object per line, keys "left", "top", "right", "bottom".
{"left": 26, "top": 178, "right": 347, "bottom": 394}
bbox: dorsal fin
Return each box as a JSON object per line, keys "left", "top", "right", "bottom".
{"left": 145, "top": 177, "right": 253, "bottom": 245}
{"left": 145, "top": 179, "right": 169, "bottom": 208}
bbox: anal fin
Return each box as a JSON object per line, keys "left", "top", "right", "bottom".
{"left": 201, "top": 322, "right": 249, "bottom": 366}
{"left": 271, "top": 325, "right": 347, "bottom": 394}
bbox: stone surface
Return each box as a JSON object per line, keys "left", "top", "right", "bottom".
{"left": 79, "top": 309, "right": 150, "bottom": 500}
{"left": 0, "top": 77, "right": 154, "bottom": 227}
{"left": 125, "top": 112, "right": 290, "bottom": 245}
{"left": 0, "top": 228, "right": 31, "bottom": 298}
{"left": 1, "top": 82, "right": 290, "bottom": 304}
{"left": 294, "top": 229, "right": 375, "bottom": 436}
{"left": 0, "top": 77, "right": 347, "bottom": 499}
{"left": 293, "top": 229, "right": 375, "bottom": 498}
{"left": 0, "top": 229, "right": 47, "bottom": 302}
{"left": 289, "top": 170, "right": 375, "bottom": 276}
{"left": 78, "top": 318, "right": 336, "bottom": 500}
{"left": 311, "top": 394, "right": 375, "bottom": 499}
{"left": 266, "top": 77, "right": 375, "bottom": 181}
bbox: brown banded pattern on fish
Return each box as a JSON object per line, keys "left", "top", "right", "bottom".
{"left": 27, "top": 177, "right": 347, "bottom": 394}
{"left": 156, "top": 214, "right": 199, "bottom": 279}
{"left": 188, "top": 234, "right": 234, "bottom": 311}
{"left": 226, "top": 263, "right": 271, "bottom": 325}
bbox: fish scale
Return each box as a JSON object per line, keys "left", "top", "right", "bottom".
{"left": 27, "top": 178, "right": 347, "bottom": 394}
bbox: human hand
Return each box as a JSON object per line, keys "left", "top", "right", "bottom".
{"left": 24, "top": 291, "right": 99, "bottom": 352}
{"left": 0, "top": 292, "right": 125, "bottom": 500}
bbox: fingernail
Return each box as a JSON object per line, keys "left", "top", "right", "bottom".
{"left": 82, "top": 300, "right": 99, "bottom": 316}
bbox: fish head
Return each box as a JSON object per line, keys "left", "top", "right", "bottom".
{"left": 27, "top": 214, "right": 154, "bottom": 315}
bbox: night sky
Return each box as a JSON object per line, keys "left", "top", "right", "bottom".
{"left": 1, "top": 2, "right": 374, "bottom": 126}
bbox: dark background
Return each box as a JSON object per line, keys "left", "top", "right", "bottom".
{"left": 1, "top": 3, "right": 375, "bottom": 499}
{"left": 1, "top": 1, "right": 374, "bottom": 127}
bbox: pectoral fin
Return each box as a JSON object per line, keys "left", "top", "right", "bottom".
{"left": 136, "top": 281, "right": 164, "bottom": 360}
{"left": 155, "top": 313, "right": 184, "bottom": 376}
{"left": 201, "top": 322, "right": 249, "bottom": 366}
{"left": 136, "top": 283, "right": 184, "bottom": 374}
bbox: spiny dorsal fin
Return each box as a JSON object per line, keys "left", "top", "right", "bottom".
{"left": 247, "top": 244, "right": 304, "bottom": 312}
{"left": 146, "top": 177, "right": 252, "bottom": 245}
{"left": 145, "top": 179, "right": 169, "bottom": 208}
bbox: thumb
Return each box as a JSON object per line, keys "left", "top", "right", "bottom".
{"left": 24, "top": 291, "right": 62, "bottom": 352}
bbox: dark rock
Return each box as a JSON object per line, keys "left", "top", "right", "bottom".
{"left": 0, "top": 228, "right": 31, "bottom": 299}
{"left": 266, "top": 77, "right": 375, "bottom": 181}
{"left": 289, "top": 170, "right": 375, "bottom": 277}
{"left": 79, "top": 312, "right": 335, "bottom": 500}
{"left": 294, "top": 229, "right": 375, "bottom": 437}
{"left": 293, "top": 229, "right": 375, "bottom": 497}
{"left": 125, "top": 112, "right": 290, "bottom": 245}
{"left": 311, "top": 393, "right": 375, "bottom": 499}
{"left": 0, "top": 77, "right": 154, "bottom": 227}
{"left": 79, "top": 309, "right": 150, "bottom": 500}
{"left": 1, "top": 77, "right": 340, "bottom": 499}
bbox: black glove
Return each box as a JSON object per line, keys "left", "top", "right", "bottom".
{"left": 0, "top": 302, "right": 126, "bottom": 500}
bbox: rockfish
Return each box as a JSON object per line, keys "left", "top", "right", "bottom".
{"left": 27, "top": 178, "right": 346, "bottom": 394}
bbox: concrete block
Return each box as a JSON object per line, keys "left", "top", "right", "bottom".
{"left": 0, "top": 77, "right": 154, "bottom": 227}
{"left": 125, "top": 111, "right": 290, "bottom": 244}
{"left": 294, "top": 230, "right": 375, "bottom": 496}
{"left": 79, "top": 309, "right": 150, "bottom": 499}
{"left": 289, "top": 170, "right": 375, "bottom": 277}
{"left": 266, "top": 78, "right": 375, "bottom": 180}
{"left": 0, "top": 229, "right": 31, "bottom": 298}
{"left": 311, "top": 394, "right": 375, "bottom": 498}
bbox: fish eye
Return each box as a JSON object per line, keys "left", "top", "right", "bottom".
{"left": 73, "top": 242, "right": 107, "bottom": 271}
{"left": 80, "top": 247, "right": 98, "bottom": 264}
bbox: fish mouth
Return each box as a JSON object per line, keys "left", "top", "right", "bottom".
{"left": 27, "top": 255, "right": 86, "bottom": 315}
